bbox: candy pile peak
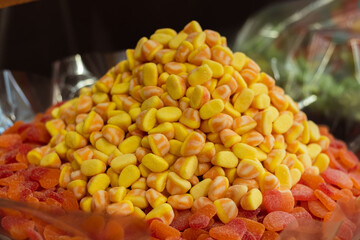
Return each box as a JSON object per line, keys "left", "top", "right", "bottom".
{"left": 14, "top": 20, "right": 360, "bottom": 239}
{"left": 38, "top": 20, "right": 326, "bottom": 219}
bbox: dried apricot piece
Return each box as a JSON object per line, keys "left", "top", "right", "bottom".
{"left": 0, "top": 172, "right": 25, "bottom": 186}
{"left": 0, "top": 134, "right": 22, "bottom": 149}
{"left": 0, "top": 149, "right": 18, "bottom": 164}
{"left": 2, "top": 121, "right": 24, "bottom": 134}
{"left": 263, "top": 189, "right": 294, "bottom": 213}
{"left": 333, "top": 188, "right": 354, "bottom": 201}
{"left": 40, "top": 168, "right": 61, "bottom": 189}
{"left": 260, "top": 230, "right": 279, "bottom": 240}
{"left": 263, "top": 211, "right": 298, "bottom": 232}
{"left": 322, "top": 168, "right": 353, "bottom": 189}
{"left": 338, "top": 148, "right": 358, "bottom": 169}
{"left": 318, "top": 182, "right": 339, "bottom": 199}
{"left": 30, "top": 167, "right": 60, "bottom": 189}
{"left": 61, "top": 190, "right": 79, "bottom": 211}
{"left": 0, "top": 163, "right": 27, "bottom": 172}
{"left": 209, "top": 218, "right": 246, "bottom": 240}
{"left": 7, "top": 180, "right": 23, "bottom": 201}
{"left": 20, "top": 123, "right": 50, "bottom": 144}
{"left": 182, "top": 228, "right": 207, "bottom": 240}
{"left": 45, "top": 197, "right": 62, "bottom": 208}
{"left": 291, "top": 183, "right": 317, "bottom": 201}
{"left": 1, "top": 215, "right": 35, "bottom": 240}
{"left": 170, "top": 210, "right": 191, "bottom": 231}
{"left": 0, "top": 170, "right": 13, "bottom": 179}
{"left": 291, "top": 207, "right": 312, "bottom": 225}
{"left": 150, "top": 219, "right": 180, "bottom": 240}
{"left": 308, "top": 200, "right": 328, "bottom": 218}
{"left": 29, "top": 167, "right": 48, "bottom": 181}
{"left": 43, "top": 224, "right": 66, "bottom": 240}
{"left": 301, "top": 170, "right": 325, "bottom": 190}
{"left": 238, "top": 217, "right": 265, "bottom": 239}
{"left": 324, "top": 149, "right": 346, "bottom": 172}
{"left": 314, "top": 189, "right": 336, "bottom": 211}
{"left": 189, "top": 204, "right": 217, "bottom": 229}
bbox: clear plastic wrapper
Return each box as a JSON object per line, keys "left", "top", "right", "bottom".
{"left": 0, "top": 198, "right": 149, "bottom": 239}
{"left": 0, "top": 51, "right": 125, "bottom": 134}
{"left": 51, "top": 52, "right": 126, "bottom": 102}
{"left": 233, "top": 0, "right": 360, "bottom": 155}
{"left": 0, "top": 193, "right": 359, "bottom": 239}
{"left": 0, "top": 70, "right": 35, "bottom": 133}
{"left": 280, "top": 197, "right": 360, "bottom": 239}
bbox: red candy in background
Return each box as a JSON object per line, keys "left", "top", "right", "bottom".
{"left": 0, "top": 113, "right": 80, "bottom": 239}
{"left": 1, "top": 118, "right": 360, "bottom": 239}
{"left": 0, "top": 28, "right": 360, "bottom": 239}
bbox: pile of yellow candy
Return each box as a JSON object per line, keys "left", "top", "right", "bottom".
{"left": 27, "top": 21, "right": 330, "bottom": 225}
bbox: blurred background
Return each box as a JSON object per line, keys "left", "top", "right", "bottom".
{"left": 0, "top": 0, "right": 289, "bottom": 126}
{"left": 0, "top": 0, "right": 287, "bottom": 76}
{"left": 1, "top": 0, "right": 360, "bottom": 155}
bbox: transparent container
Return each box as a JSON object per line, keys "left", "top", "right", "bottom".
{"left": 0, "top": 198, "right": 149, "bottom": 240}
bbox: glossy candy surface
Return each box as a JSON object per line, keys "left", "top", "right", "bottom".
{"left": 1, "top": 21, "right": 360, "bottom": 240}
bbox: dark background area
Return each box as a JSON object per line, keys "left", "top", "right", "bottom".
{"left": 0, "top": 0, "right": 289, "bottom": 77}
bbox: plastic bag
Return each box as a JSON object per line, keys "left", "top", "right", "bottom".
{"left": 0, "top": 198, "right": 149, "bottom": 239}
{"left": 233, "top": 0, "right": 360, "bottom": 155}
{"left": 280, "top": 197, "right": 360, "bottom": 239}
{"left": 51, "top": 51, "right": 126, "bottom": 102}
{"left": 0, "top": 70, "right": 35, "bottom": 133}
{"left": 0, "top": 51, "right": 126, "bottom": 134}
